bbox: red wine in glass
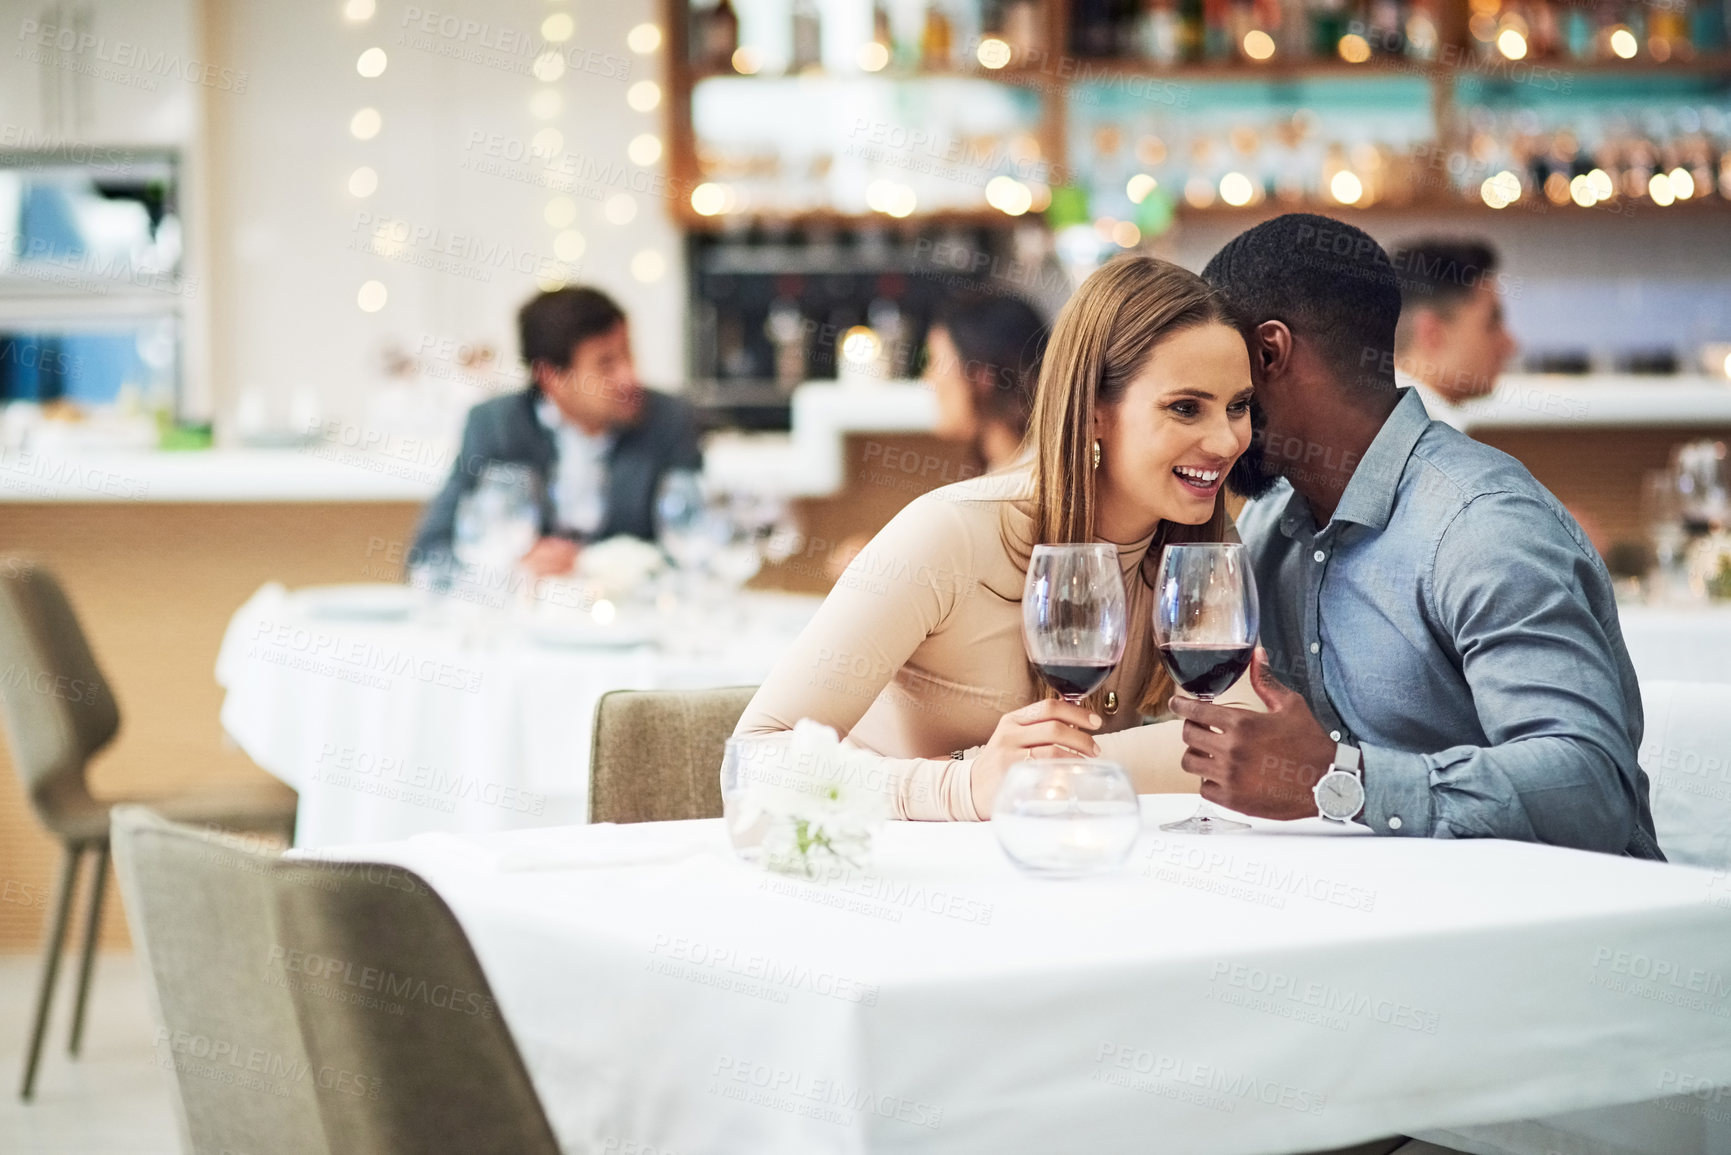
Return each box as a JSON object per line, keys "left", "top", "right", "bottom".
{"left": 1157, "top": 643, "right": 1254, "bottom": 700}
{"left": 1031, "top": 660, "right": 1116, "bottom": 700}
{"left": 1152, "top": 543, "right": 1260, "bottom": 833}
{"left": 1023, "top": 544, "right": 1127, "bottom": 708}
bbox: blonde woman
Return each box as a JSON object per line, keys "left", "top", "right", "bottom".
{"left": 735, "top": 257, "right": 1257, "bottom": 820}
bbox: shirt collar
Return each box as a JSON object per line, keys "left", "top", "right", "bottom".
{"left": 535, "top": 396, "right": 611, "bottom": 445}
{"left": 1329, "top": 388, "right": 1432, "bottom": 532}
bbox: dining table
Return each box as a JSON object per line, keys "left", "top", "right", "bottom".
{"left": 297, "top": 794, "right": 1731, "bottom": 1155}
{"left": 215, "top": 581, "right": 821, "bottom": 848}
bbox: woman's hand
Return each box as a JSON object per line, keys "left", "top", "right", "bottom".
{"left": 969, "top": 700, "right": 1102, "bottom": 817}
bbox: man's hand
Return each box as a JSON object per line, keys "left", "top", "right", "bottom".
{"left": 521, "top": 537, "right": 580, "bottom": 578}
{"left": 1169, "top": 648, "right": 1337, "bottom": 820}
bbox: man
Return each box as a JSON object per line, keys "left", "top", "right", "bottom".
{"left": 1177, "top": 213, "right": 1659, "bottom": 859}
{"left": 1388, "top": 238, "right": 1518, "bottom": 427}
{"left": 411, "top": 286, "right": 701, "bottom": 576}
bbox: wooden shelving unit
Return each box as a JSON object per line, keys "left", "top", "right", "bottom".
{"left": 660, "top": 0, "right": 1731, "bottom": 227}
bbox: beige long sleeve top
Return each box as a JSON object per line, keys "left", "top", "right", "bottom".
{"left": 736, "top": 470, "right": 1224, "bottom": 820}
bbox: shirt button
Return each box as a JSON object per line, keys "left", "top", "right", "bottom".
{"left": 1389, "top": 816, "right": 1403, "bottom": 831}
{"left": 1309, "top": 642, "right": 1320, "bottom": 654}
{"left": 1313, "top": 549, "right": 1327, "bottom": 563}
{"left": 1329, "top": 730, "right": 1341, "bottom": 742}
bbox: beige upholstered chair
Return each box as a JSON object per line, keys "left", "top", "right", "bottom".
{"left": 589, "top": 686, "right": 758, "bottom": 824}
{"left": 109, "top": 806, "right": 330, "bottom": 1155}
{"left": 0, "top": 557, "right": 297, "bottom": 1099}
{"left": 272, "top": 857, "right": 561, "bottom": 1155}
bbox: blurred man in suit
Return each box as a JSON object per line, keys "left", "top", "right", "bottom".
{"left": 412, "top": 286, "right": 701, "bottom": 577}
{"left": 1389, "top": 238, "right": 1518, "bottom": 427}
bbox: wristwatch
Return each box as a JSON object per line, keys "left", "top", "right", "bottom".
{"left": 1313, "top": 742, "right": 1365, "bottom": 823}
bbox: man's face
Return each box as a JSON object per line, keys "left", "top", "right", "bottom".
{"left": 1417, "top": 283, "right": 1516, "bottom": 401}
{"left": 542, "top": 322, "right": 643, "bottom": 432}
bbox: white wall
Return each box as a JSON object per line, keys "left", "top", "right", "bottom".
{"left": 204, "top": 0, "right": 683, "bottom": 434}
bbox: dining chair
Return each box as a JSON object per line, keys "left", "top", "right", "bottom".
{"left": 0, "top": 556, "right": 298, "bottom": 1100}
{"left": 108, "top": 806, "right": 330, "bottom": 1155}
{"left": 271, "top": 856, "right": 562, "bottom": 1155}
{"left": 1638, "top": 679, "right": 1731, "bottom": 869}
{"left": 589, "top": 685, "right": 758, "bottom": 823}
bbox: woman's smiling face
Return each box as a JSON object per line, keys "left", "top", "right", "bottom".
{"left": 1092, "top": 321, "right": 1254, "bottom": 536}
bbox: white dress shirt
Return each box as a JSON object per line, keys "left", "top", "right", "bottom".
{"left": 535, "top": 396, "right": 612, "bottom": 537}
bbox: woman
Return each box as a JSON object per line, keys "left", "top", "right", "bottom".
{"left": 923, "top": 293, "right": 1048, "bottom": 473}
{"left": 735, "top": 257, "right": 1256, "bottom": 820}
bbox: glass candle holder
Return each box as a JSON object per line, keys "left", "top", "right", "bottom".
{"left": 991, "top": 759, "right": 1141, "bottom": 878}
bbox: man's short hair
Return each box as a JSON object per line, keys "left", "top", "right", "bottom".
{"left": 1200, "top": 213, "right": 1401, "bottom": 391}
{"left": 518, "top": 286, "right": 626, "bottom": 373}
{"left": 1389, "top": 238, "right": 1499, "bottom": 350}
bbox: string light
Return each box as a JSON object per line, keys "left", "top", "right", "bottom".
{"left": 349, "top": 107, "right": 381, "bottom": 140}
{"left": 977, "top": 38, "right": 1012, "bottom": 68}
{"left": 1219, "top": 171, "right": 1255, "bottom": 206}
{"left": 1242, "top": 30, "right": 1275, "bottom": 60}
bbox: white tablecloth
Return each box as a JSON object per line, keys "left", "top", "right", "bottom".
{"left": 216, "top": 584, "right": 819, "bottom": 848}
{"left": 1620, "top": 604, "right": 1731, "bottom": 685}
{"left": 305, "top": 795, "right": 1731, "bottom": 1155}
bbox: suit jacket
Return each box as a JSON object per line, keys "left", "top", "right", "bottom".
{"left": 410, "top": 387, "right": 702, "bottom": 566}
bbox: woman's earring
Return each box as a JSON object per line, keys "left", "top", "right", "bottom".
{"left": 1092, "top": 439, "right": 1102, "bottom": 469}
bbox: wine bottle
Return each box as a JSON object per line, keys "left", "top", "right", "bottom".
{"left": 922, "top": 2, "right": 955, "bottom": 68}
{"left": 792, "top": 0, "right": 823, "bottom": 72}
{"left": 708, "top": 0, "right": 739, "bottom": 70}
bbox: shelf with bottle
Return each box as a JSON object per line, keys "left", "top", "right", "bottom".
{"left": 1442, "top": 73, "right": 1731, "bottom": 210}
{"left": 685, "top": 224, "right": 1046, "bottom": 388}
{"left": 687, "top": 69, "right": 1052, "bottom": 222}
{"left": 1065, "top": 0, "right": 1731, "bottom": 75}
{"left": 686, "top": 0, "right": 1058, "bottom": 80}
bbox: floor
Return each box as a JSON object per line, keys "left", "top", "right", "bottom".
{"left": 0, "top": 953, "right": 179, "bottom": 1154}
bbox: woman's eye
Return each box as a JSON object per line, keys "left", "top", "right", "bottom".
{"left": 1228, "top": 399, "right": 1251, "bottom": 415}
{"left": 1169, "top": 401, "right": 1199, "bottom": 418}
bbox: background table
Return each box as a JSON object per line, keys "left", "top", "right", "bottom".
{"left": 309, "top": 796, "right": 1731, "bottom": 1155}
{"left": 1619, "top": 603, "right": 1731, "bottom": 684}
{"left": 216, "top": 583, "right": 819, "bottom": 847}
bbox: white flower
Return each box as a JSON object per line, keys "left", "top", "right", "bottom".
{"left": 729, "top": 721, "right": 889, "bottom": 875}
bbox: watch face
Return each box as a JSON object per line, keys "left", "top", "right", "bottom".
{"left": 1314, "top": 771, "right": 1365, "bottom": 821}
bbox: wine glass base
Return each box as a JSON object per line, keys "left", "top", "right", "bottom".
{"left": 1158, "top": 813, "right": 1251, "bottom": 834}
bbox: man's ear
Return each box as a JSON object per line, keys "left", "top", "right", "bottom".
{"left": 1255, "top": 320, "right": 1293, "bottom": 380}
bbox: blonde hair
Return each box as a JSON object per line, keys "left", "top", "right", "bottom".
{"left": 1010, "top": 255, "right": 1239, "bottom": 715}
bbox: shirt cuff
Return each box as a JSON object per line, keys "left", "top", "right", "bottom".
{"left": 1358, "top": 743, "right": 1436, "bottom": 837}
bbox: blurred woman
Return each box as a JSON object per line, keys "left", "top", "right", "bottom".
{"left": 923, "top": 293, "right": 1049, "bottom": 472}
{"left": 736, "top": 257, "right": 1259, "bottom": 820}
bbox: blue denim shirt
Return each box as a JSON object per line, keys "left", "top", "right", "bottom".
{"left": 1235, "top": 389, "right": 1662, "bottom": 859}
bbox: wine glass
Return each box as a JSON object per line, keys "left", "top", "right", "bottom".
{"left": 1153, "top": 542, "right": 1259, "bottom": 834}
{"left": 1022, "top": 544, "right": 1127, "bottom": 710}
{"left": 656, "top": 470, "right": 726, "bottom": 575}
{"left": 452, "top": 463, "right": 538, "bottom": 607}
